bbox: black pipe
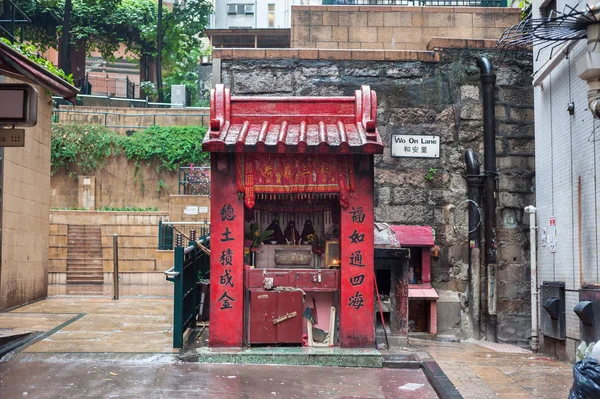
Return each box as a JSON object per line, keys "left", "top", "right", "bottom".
{"left": 478, "top": 56, "right": 498, "bottom": 342}
{"left": 465, "top": 149, "right": 483, "bottom": 339}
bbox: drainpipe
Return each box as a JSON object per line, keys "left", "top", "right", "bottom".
{"left": 465, "top": 149, "right": 483, "bottom": 340}
{"left": 477, "top": 56, "right": 498, "bottom": 342}
{"left": 525, "top": 205, "right": 538, "bottom": 351}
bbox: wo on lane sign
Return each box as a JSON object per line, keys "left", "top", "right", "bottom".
{"left": 391, "top": 135, "right": 440, "bottom": 158}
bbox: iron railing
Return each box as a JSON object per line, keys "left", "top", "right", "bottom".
{"left": 322, "top": 0, "right": 505, "bottom": 5}
{"left": 165, "top": 232, "right": 210, "bottom": 348}
{"left": 0, "top": 1, "right": 31, "bottom": 43}
{"left": 178, "top": 166, "right": 211, "bottom": 195}
{"left": 158, "top": 220, "right": 210, "bottom": 250}
{"left": 81, "top": 74, "right": 138, "bottom": 99}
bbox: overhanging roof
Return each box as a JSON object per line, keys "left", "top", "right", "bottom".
{"left": 0, "top": 41, "right": 78, "bottom": 103}
{"left": 202, "top": 84, "right": 384, "bottom": 155}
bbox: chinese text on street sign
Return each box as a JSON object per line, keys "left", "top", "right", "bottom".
{"left": 391, "top": 135, "right": 440, "bottom": 158}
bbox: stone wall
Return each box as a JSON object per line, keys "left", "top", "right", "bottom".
{"left": 55, "top": 106, "right": 210, "bottom": 136}
{"left": 51, "top": 156, "right": 179, "bottom": 210}
{"left": 291, "top": 5, "right": 520, "bottom": 50}
{"left": 0, "top": 82, "right": 52, "bottom": 311}
{"left": 216, "top": 45, "right": 534, "bottom": 343}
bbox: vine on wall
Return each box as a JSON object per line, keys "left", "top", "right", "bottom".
{"left": 51, "top": 124, "right": 209, "bottom": 179}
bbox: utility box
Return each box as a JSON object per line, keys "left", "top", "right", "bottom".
{"left": 577, "top": 285, "right": 600, "bottom": 344}
{"left": 540, "top": 281, "right": 566, "bottom": 340}
{"left": 171, "top": 84, "right": 187, "bottom": 108}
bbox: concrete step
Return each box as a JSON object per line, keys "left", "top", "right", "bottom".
{"left": 66, "top": 280, "right": 104, "bottom": 285}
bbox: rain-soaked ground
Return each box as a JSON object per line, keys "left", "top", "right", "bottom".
{"left": 0, "top": 360, "right": 438, "bottom": 399}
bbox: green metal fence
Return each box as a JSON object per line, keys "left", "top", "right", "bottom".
{"left": 165, "top": 232, "right": 210, "bottom": 348}
{"left": 158, "top": 220, "right": 210, "bottom": 250}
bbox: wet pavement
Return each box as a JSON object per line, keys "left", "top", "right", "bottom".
{"left": 0, "top": 361, "right": 437, "bottom": 399}
{"left": 0, "top": 293, "right": 577, "bottom": 398}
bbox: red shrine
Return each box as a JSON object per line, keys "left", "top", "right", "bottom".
{"left": 203, "top": 84, "right": 384, "bottom": 348}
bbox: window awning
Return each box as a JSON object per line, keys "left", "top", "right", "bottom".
{"left": 409, "top": 287, "right": 439, "bottom": 300}
{"left": 390, "top": 225, "right": 434, "bottom": 247}
{"left": 0, "top": 41, "right": 78, "bottom": 104}
{"left": 202, "top": 84, "right": 384, "bottom": 155}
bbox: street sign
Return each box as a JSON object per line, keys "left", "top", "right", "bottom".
{"left": 391, "top": 134, "right": 440, "bottom": 158}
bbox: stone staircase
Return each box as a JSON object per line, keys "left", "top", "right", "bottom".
{"left": 66, "top": 225, "right": 104, "bottom": 285}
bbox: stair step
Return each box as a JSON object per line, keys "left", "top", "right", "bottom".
{"left": 66, "top": 281, "right": 104, "bottom": 285}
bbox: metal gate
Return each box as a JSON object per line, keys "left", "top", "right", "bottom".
{"left": 165, "top": 232, "right": 210, "bottom": 348}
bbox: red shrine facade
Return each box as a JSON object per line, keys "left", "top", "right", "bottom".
{"left": 202, "top": 84, "right": 384, "bottom": 348}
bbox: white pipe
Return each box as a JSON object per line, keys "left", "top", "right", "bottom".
{"left": 525, "top": 205, "right": 538, "bottom": 351}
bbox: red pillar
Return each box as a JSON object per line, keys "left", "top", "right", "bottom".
{"left": 209, "top": 153, "right": 245, "bottom": 347}
{"left": 339, "top": 156, "right": 375, "bottom": 347}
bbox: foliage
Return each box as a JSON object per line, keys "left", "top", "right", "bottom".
{"left": 424, "top": 167, "right": 438, "bottom": 182}
{"left": 0, "top": 38, "right": 73, "bottom": 84}
{"left": 51, "top": 124, "right": 209, "bottom": 177}
{"left": 245, "top": 223, "right": 274, "bottom": 252}
{"left": 518, "top": 0, "right": 532, "bottom": 20}
{"left": 307, "top": 233, "right": 326, "bottom": 255}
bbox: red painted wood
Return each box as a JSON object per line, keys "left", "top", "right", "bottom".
{"left": 209, "top": 153, "right": 245, "bottom": 347}
{"left": 245, "top": 269, "right": 290, "bottom": 289}
{"left": 248, "top": 291, "right": 278, "bottom": 344}
{"left": 293, "top": 270, "right": 338, "bottom": 290}
{"left": 276, "top": 290, "right": 303, "bottom": 344}
{"left": 202, "top": 84, "right": 384, "bottom": 154}
{"left": 339, "top": 155, "right": 375, "bottom": 348}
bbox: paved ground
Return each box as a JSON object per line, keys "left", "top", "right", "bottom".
{"left": 0, "top": 362, "right": 437, "bottom": 399}
{"left": 0, "top": 290, "right": 576, "bottom": 398}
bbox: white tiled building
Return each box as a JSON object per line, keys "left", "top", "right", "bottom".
{"left": 531, "top": 0, "right": 600, "bottom": 362}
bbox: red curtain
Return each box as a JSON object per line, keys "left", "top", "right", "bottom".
{"left": 237, "top": 153, "right": 355, "bottom": 209}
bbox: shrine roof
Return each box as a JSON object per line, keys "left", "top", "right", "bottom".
{"left": 202, "top": 84, "right": 384, "bottom": 154}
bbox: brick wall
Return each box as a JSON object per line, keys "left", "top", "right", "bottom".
{"left": 215, "top": 45, "right": 535, "bottom": 342}
{"left": 291, "top": 5, "right": 520, "bottom": 50}
{"left": 0, "top": 82, "right": 52, "bottom": 311}
{"left": 55, "top": 106, "right": 210, "bottom": 136}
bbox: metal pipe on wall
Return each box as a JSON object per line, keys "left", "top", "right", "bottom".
{"left": 477, "top": 56, "right": 498, "bottom": 342}
{"left": 525, "top": 205, "right": 538, "bottom": 351}
{"left": 465, "top": 149, "right": 483, "bottom": 340}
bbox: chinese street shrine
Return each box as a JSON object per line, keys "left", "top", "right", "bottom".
{"left": 202, "top": 84, "right": 384, "bottom": 348}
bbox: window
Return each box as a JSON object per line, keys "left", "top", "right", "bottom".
{"left": 227, "top": 4, "right": 254, "bottom": 15}
{"left": 268, "top": 4, "right": 275, "bottom": 28}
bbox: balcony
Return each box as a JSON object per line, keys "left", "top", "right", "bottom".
{"left": 321, "top": 0, "right": 505, "bottom": 6}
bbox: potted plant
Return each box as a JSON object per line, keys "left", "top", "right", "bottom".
{"left": 307, "top": 232, "right": 326, "bottom": 269}
{"left": 245, "top": 223, "right": 274, "bottom": 266}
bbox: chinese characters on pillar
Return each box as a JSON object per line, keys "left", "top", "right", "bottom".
{"left": 346, "top": 206, "right": 367, "bottom": 311}
{"left": 218, "top": 204, "right": 237, "bottom": 311}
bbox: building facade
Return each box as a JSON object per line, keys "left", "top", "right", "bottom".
{"left": 530, "top": 0, "right": 600, "bottom": 362}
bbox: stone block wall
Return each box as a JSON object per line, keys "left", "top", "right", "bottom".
{"left": 55, "top": 106, "right": 210, "bottom": 136}
{"left": 0, "top": 82, "right": 52, "bottom": 311}
{"left": 51, "top": 156, "right": 179, "bottom": 210}
{"left": 216, "top": 45, "right": 534, "bottom": 342}
{"left": 291, "top": 6, "right": 520, "bottom": 50}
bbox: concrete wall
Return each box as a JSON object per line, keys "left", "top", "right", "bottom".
{"left": 214, "top": 43, "right": 534, "bottom": 343}
{"left": 291, "top": 5, "right": 520, "bottom": 50}
{"left": 51, "top": 156, "right": 180, "bottom": 210}
{"left": 532, "top": 0, "right": 598, "bottom": 363}
{"left": 55, "top": 106, "right": 209, "bottom": 135}
{"left": 0, "top": 81, "right": 52, "bottom": 311}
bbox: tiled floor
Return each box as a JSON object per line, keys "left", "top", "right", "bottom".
{"left": 9, "top": 297, "right": 177, "bottom": 354}
{"left": 410, "top": 339, "right": 573, "bottom": 399}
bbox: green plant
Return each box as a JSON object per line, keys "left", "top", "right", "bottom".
{"left": 245, "top": 223, "right": 274, "bottom": 253}
{"left": 0, "top": 38, "right": 73, "bottom": 84}
{"left": 51, "top": 124, "right": 209, "bottom": 177}
{"left": 424, "top": 167, "right": 438, "bottom": 182}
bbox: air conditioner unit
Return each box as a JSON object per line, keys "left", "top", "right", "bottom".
{"left": 227, "top": 4, "right": 236, "bottom": 14}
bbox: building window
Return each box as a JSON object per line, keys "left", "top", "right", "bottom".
{"left": 227, "top": 4, "right": 254, "bottom": 15}
{"left": 268, "top": 4, "right": 275, "bottom": 28}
